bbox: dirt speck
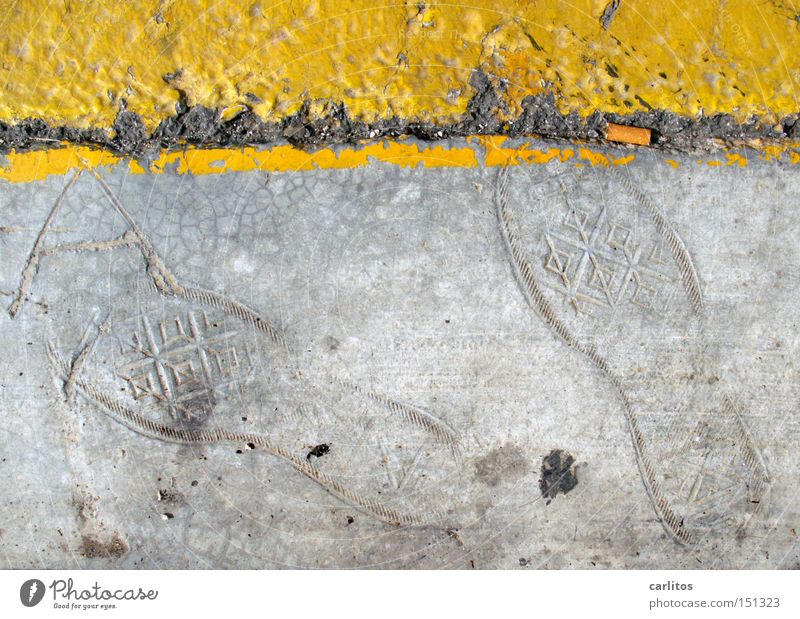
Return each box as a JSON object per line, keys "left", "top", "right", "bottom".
{"left": 307, "top": 443, "right": 330, "bottom": 461}
{"left": 80, "top": 533, "right": 129, "bottom": 559}
{"left": 74, "top": 492, "right": 100, "bottom": 525}
{"left": 157, "top": 487, "right": 183, "bottom": 504}
{"left": 446, "top": 528, "right": 464, "bottom": 546}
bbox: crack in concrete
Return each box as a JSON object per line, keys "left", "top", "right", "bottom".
{"left": 1, "top": 69, "right": 798, "bottom": 157}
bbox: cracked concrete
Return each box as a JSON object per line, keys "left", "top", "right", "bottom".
{"left": 1, "top": 82, "right": 798, "bottom": 157}
{"left": 0, "top": 138, "right": 799, "bottom": 568}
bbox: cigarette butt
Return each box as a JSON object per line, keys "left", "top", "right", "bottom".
{"left": 606, "top": 123, "right": 651, "bottom": 146}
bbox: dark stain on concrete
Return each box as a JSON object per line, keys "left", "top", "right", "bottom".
{"left": 306, "top": 443, "right": 330, "bottom": 461}
{"left": 324, "top": 335, "right": 341, "bottom": 351}
{"left": 1, "top": 68, "right": 797, "bottom": 156}
{"left": 156, "top": 486, "right": 184, "bottom": 505}
{"left": 473, "top": 443, "right": 530, "bottom": 487}
{"left": 80, "top": 533, "right": 129, "bottom": 559}
{"left": 539, "top": 449, "right": 578, "bottom": 504}
{"left": 172, "top": 384, "right": 216, "bottom": 429}
{"left": 73, "top": 490, "right": 130, "bottom": 561}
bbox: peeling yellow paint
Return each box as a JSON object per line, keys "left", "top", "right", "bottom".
{"left": 478, "top": 136, "right": 575, "bottom": 166}
{"left": 146, "top": 140, "right": 479, "bottom": 175}
{"left": 0, "top": 147, "right": 122, "bottom": 183}
{"left": 2, "top": 138, "right": 798, "bottom": 185}
{"left": 1, "top": 139, "right": 628, "bottom": 183}
{"left": 726, "top": 153, "right": 748, "bottom": 167}
{"left": 1, "top": 1, "right": 800, "bottom": 131}
{"left": 758, "top": 142, "right": 800, "bottom": 162}
{"left": 0, "top": 136, "right": 628, "bottom": 183}
{"left": 578, "top": 147, "right": 621, "bottom": 167}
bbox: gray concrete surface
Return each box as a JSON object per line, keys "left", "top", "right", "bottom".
{"left": 0, "top": 139, "right": 798, "bottom": 568}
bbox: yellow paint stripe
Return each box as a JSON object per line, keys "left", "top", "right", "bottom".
{"left": 0, "top": 139, "right": 621, "bottom": 182}
{"left": 3, "top": 139, "right": 800, "bottom": 184}
{"left": 1, "top": 1, "right": 800, "bottom": 131}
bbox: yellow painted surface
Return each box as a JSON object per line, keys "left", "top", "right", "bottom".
{"left": 4, "top": 139, "right": 800, "bottom": 184}
{"left": 0, "top": 147, "right": 122, "bottom": 183}
{"left": 0, "top": 139, "right": 634, "bottom": 182}
{"left": 1, "top": 1, "right": 799, "bottom": 131}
